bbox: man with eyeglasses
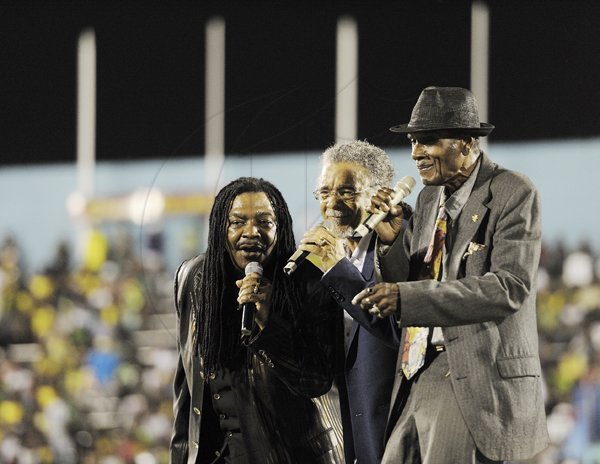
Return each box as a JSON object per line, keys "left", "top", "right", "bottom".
{"left": 297, "top": 140, "right": 411, "bottom": 464}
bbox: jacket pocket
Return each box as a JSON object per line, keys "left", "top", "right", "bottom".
{"left": 497, "top": 355, "right": 541, "bottom": 378}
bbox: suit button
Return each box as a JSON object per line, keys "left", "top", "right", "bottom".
{"left": 215, "top": 450, "right": 221, "bottom": 457}
{"left": 193, "top": 407, "right": 201, "bottom": 415}
{"left": 219, "top": 413, "right": 227, "bottom": 420}
{"left": 192, "top": 441, "right": 199, "bottom": 448}
{"left": 213, "top": 393, "right": 221, "bottom": 400}
{"left": 209, "top": 372, "right": 216, "bottom": 380}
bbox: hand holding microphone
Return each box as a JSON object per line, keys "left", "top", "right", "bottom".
{"left": 352, "top": 176, "right": 416, "bottom": 243}
{"left": 237, "top": 262, "right": 271, "bottom": 338}
{"left": 284, "top": 176, "right": 415, "bottom": 274}
{"left": 284, "top": 221, "right": 344, "bottom": 275}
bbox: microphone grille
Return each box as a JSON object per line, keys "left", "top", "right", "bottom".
{"left": 245, "top": 261, "right": 263, "bottom": 276}
{"left": 396, "top": 175, "right": 416, "bottom": 193}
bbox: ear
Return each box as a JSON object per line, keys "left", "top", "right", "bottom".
{"left": 461, "top": 137, "right": 473, "bottom": 155}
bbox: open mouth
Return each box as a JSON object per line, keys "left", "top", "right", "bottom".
{"left": 237, "top": 243, "right": 265, "bottom": 254}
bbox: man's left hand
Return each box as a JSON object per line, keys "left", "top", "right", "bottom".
{"left": 352, "top": 283, "right": 400, "bottom": 319}
{"left": 297, "top": 224, "right": 345, "bottom": 273}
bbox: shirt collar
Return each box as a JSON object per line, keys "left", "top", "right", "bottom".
{"left": 347, "top": 231, "right": 372, "bottom": 272}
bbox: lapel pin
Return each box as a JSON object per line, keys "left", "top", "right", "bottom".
{"left": 471, "top": 214, "right": 479, "bottom": 223}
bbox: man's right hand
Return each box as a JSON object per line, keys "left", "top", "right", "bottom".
{"left": 369, "top": 187, "right": 405, "bottom": 245}
{"left": 297, "top": 224, "right": 345, "bottom": 273}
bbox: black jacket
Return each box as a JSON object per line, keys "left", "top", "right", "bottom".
{"left": 169, "top": 255, "right": 342, "bottom": 464}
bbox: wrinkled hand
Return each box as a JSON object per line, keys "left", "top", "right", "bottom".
{"left": 236, "top": 273, "right": 272, "bottom": 330}
{"left": 368, "top": 187, "right": 405, "bottom": 245}
{"left": 352, "top": 283, "right": 400, "bottom": 319}
{"left": 297, "top": 224, "right": 345, "bottom": 273}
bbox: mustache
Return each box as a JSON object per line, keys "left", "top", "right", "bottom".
{"left": 325, "top": 209, "right": 348, "bottom": 218}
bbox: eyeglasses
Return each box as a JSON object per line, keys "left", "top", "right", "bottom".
{"left": 313, "top": 188, "right": 363, "bottom": 201}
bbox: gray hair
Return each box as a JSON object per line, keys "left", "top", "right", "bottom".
{"left": 320, "top": 140, "right": 394, "bottom": 188}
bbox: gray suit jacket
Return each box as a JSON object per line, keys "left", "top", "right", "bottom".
{"left": 380, "top": 153, "right": 548, "bottom": 461}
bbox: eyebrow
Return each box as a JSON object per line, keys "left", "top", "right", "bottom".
{"left": 317, "top": 184, "right": 356, "bottom": 190}
{"left": 228, "top": 211, "right": 275, "bottom": 218}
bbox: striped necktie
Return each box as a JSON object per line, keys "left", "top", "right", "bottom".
{"left": 401, "top": 202, "right": 447, "bottom": 379}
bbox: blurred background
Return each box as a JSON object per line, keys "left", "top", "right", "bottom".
{"left": 1, "top": 1, "right": 599, "bottom": 462}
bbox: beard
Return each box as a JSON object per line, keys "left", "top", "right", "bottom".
{"left": 325, "top": 209, "right": 356, "bottom": 238}
{"left": 328, "top": 221, "right": 354, "bottom": 239}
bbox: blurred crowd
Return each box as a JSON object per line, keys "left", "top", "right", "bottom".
{"left": 0, "top": 231, "right": 176, "bottom": 464}
{"left": 1, "top": 231, "right": 600, "bottom": 463}
{"left": 536, "top": 241, "right": 600, "bottom": 464}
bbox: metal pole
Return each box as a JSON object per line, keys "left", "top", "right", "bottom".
{"left": 336, "top": 16, "right": 358, "bottom": 143}
{"left": 471, "top": 1, "right": 490, "bottom": 153}
{"left": 204, "top": 17, "right": 226, "bottom": 194}
{"left": 77, "top": 28, "right": 96, "bottom": 197}
{"left": 74, "top": 28, "right": 97, "bottom": 263}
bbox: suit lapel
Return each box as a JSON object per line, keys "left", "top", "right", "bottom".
{"left": 346, "top": 235, "right": 377, "bottom": 359}
{"left": 360, "top": 234, "right": 377, "bottom": 281}
{"left": 416, "top": 186, "right": 442, "bottom": 258}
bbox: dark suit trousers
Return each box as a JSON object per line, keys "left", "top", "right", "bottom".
{"left": 382, "top": 350, "right": 505, "bottom": 464}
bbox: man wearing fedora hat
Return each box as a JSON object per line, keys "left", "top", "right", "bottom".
{"left": 351, "top": 86, "right": 548, "bottom": 463}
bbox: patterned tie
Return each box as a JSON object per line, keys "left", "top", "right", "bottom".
{"left": 401, "top": 201, "right": 447, "bottom": 379}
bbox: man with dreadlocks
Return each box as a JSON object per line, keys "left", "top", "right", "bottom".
{"left": 170, "top": 177, "right": 341, "bottom": 464}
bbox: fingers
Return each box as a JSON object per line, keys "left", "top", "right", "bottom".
{"left": 352, "top": 283, "right": 399, "bottom": 318}
{"left": 237, "top": 275, "right": 272, "bottom": 305}
{"left": 368, "top": 187, "right": 395, "bottom": 213}
{"left": 368, "top": 187, "right": 404, "bottom": 219}
{"left": 297, "top": 242, "right": 328, "bottom": 256}
{"left": 298, "top": 227, "right": 342, "bottom": 264}
{"left": 300, "top": 228, "right": 336, "bottom": 247}
{"left": 352, "top": 284, "right": 378, "bottom": 305}
{"left": 368, "top": 304, "right": 385, "bottom": 319}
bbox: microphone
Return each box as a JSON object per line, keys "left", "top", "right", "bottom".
{"left": 351, "top": 176, "right": 416, "bottom": 238}
{"left": 283, "top": 249, "right": 310, "bottom": 276}
{"left": 283, "top": 221, "right": 330, "bottom": 276}
{"left": 241, "top": 261, "right": 263, "bottom": 338}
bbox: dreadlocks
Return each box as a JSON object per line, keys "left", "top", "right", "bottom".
{"left": 196, "top": 177, "right": 304, "bottom": 376}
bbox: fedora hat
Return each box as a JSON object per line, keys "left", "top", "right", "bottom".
{"left": 390, "top": 86, "right": 494, "bottom": 137}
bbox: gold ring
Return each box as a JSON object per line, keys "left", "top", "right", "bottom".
{"left": 370, "top": 305, "right": 385, "bottom": 319}
{"left": 369, "top": 304, "right": 380, "bottom": 314}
